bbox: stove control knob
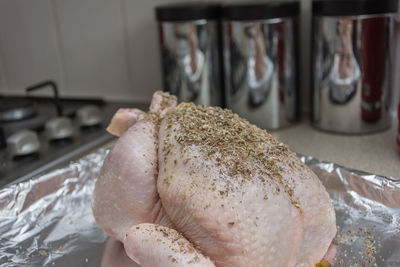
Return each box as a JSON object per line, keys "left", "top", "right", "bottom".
{"left": 45, "top": 117, "right": 74, "bottom": 140}
{"left": 77, "top": 105, "right": 102, "bottom": 127}
{"left": 7, "top": 130, "right": 40, "bottom": 157}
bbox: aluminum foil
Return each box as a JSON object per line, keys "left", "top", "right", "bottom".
{"left": 0, "top": 149, "right": 109, "bottom": 267}
{"left": 301, "top": 156, "right": 400, "bottom": 267}
{"left": 0, "top": 148, "right": 399, "bottom": 266}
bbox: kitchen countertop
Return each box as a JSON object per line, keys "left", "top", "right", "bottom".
{"left": 270, "top": 118, "right": 399, "bottom": 179}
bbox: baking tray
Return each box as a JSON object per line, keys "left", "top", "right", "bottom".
{"left": 0, "top": 148, "right": 399, "bottom": 266}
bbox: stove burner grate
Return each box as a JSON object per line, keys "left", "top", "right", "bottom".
{"left": 0, "top": 98, "right": 37, "bottom": 122}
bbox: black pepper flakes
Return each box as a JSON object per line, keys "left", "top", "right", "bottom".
{"left": 162, "top": 102, "right": 300, "bottom": 208}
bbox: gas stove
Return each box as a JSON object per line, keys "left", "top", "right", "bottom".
{"left": 0, "top": 81, "right": 147, "bottom": 187}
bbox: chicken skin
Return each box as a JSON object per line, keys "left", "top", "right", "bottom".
{"left": 92, "top": 91, "right": 336, "bottom": 267}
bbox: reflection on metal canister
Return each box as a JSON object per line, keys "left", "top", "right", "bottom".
{"left": 223, "top": 2, "right": 300, "bottom": 130}
{"left": 329, "top": 19, "right": 360, "bottom": 105}
{"left": 312, "top": 0, "right": 398, "bottom": 134}
{"left": 156, "top": 4, "right": 224, "bottom": 107}
{"left": 361, "top": 17, "right": 386, "bottom": 122}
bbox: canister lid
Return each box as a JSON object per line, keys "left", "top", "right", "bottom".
{"left": 313, "top": 0, "right": 398, "bottom": 17}
{"left": 222, "top": 1, "right": 299, "bottom": 21}
{"left": 155, "top": 3, "right": 221, "bottom": 22}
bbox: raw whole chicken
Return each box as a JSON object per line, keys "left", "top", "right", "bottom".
{"left": 92, "top": 91, "right": 336, "bottom": 267}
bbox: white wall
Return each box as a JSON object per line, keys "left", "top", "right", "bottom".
{"left": 0, "top": 0, "right": 312, "bottom": 110}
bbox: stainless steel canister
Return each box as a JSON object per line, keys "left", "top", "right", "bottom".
{"left": 312, "top": 0, "right": 398, "bottom": 134}
{"left": 155, "top": 3, "right": 223, "bottom": 107}
{"left": 222, "top": 2, "right": 300, "bottom": 130}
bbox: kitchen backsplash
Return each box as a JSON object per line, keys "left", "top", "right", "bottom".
{"left": 1, "top": 0, "right": 312, "bottom": 110}
{"left": 0, "top": 0, "right": 167, "bottom": 102}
